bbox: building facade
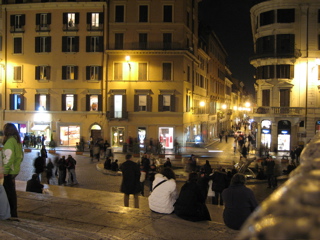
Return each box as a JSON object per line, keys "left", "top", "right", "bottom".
{"left": 0, "top": 0, "right": 243, "bottom": 150}
{"left": 250, "top": 0, "right": 320, "bottom": 152}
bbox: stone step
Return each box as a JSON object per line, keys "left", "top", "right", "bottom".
{"left": 0, "top": 217, "right": 119, "bottom": 240}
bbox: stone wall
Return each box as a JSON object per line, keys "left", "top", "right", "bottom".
{"left": 238, "top": 134, "right": 320, "bottom": 240}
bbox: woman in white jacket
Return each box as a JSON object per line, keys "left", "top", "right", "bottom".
{"left": 148, "top": 167, "right": 178, "bottom": 214}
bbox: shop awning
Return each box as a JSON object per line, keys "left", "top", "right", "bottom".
{"left": 31, "top": 125, "right": 49, "bottom": 131}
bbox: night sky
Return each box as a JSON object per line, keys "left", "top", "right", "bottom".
{"left": 199, "top": 0, "right": 266, "bottom": 95}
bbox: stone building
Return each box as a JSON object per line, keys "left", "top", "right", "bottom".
{"left": 0, "top": 0, "right": 243, "bottom": 149}
{"left": 250, "top": 0, "right": 320, "bottom": 152}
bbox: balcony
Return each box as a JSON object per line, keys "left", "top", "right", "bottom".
{"left": 254, "top": 107, "right": 303, "bottom": 115}
{"left": 249, "top": 49, "right": 301, "bottom": 62}
{"left": 106, "top": 111, "right": 128, "bottom": 121}
{"left": 108, "top": 42, "right": 192, "bottom": 51}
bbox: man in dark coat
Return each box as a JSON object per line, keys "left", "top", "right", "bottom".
{"left": 26, "top": 174, "right": 44, "bottom": 193}
{"left": 222, "top": 173, "right": 258, "bottom": 230}
{"left": 120, "top": 154, "right": 141, "bottom": 208}
{"left": 211, "top": 167, "right": 227, "bottom": 205}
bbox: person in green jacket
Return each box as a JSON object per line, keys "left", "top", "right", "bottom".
{"left": 2, "top": 123, "right": 24, "bottom": 219}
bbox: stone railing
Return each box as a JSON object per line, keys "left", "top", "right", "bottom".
{"left": 238, "top": 134, "right": 320, "bottom": 240}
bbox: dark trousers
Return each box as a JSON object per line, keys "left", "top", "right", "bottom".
{"left": 212, "top": 190, "right": 223, "bottom": 205}
{"left": 3, "top": 174, "right": 18, "bottom": 217}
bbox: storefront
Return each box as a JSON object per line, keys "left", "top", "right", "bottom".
{"left": 111, "top": 126, "right": 125, "bottom": 147}
{"left": 159, "top": 127, "right": 174, "bottom": 149}
{"left": 277, "top": 120, "right": 291, "bottom": 151}
{"left": 60, "top": 125, "right": 80, "bottom": 146}
{"left": 261, "top": 120, "right": 272, "bottom": 150}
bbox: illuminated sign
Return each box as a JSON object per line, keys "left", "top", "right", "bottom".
{"left": 281, "top": 130, "right": 289, "bottom": 134}
{"left": 261, "top": 129, "right": 271, "bottom": 134}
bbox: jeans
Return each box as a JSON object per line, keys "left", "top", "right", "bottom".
{"left": 124, "top": 193, "right": 139, "bottom": 208}
{"left": 3, "top": 174, "right": 18, "bottom": 217}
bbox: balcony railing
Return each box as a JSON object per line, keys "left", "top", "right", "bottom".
{"left": 108, "top": 42, "right": 193, "bottom": 51}
{"left": 254, "top": 107, "right": 304, "bottom": 115}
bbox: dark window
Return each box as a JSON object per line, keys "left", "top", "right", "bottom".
{"left": 276, "top": 65, "right": 294, "bottom": 79}
{"left": 139, "top": 5, "right": 148, "bottom": 22}
{"left": 35, "top": 66, "right": 51, "bottom": 80}
{"left": 260, "top": 10, "right": 274, "bottom": 26}
{"left": 276, "top": 34, "right": 294, "bottom": 54}
{"left": 62, "top": 36, "right": 79, "bottom": 52}
{"left": 35, "top": 94, "right": 50, "bottom": 111}
{"left": 35, "top": 36, "right": 51, "bottom": 53}
{"left": 86, "top": 94, "right": 102, "bottom": 111}
{"left": 277, "top": 9, "right": 295, "bottom": 23}
{"left": 115, "top": 5, "right": 124, "bottom": 22}
{"left": 257, "top": 65, "right": 274, "bottom": 79}
{"left": 14, "top": 37, "right": 22, "bottom": 54}
{"left": 62, "top": 66, "right": 78, "bottom": 80}
{"left": 158, "top": 94, "right": 175, "bottom": 112}
{"left": 280, "top": 89, "right": 290, "bottom": 107}
{"left": 86, "top": 36, "right": 103, "bottom": 52}
{"left": 163, "top": 33, "right": 172, "bottom": 49}
{"left": 86, "top": 66, "right": 102, "bottom": 80}
{"left": 36, "top": 13, "right": 51, "bottom": 31}
{"left": 134, "top": 95, "right": 152, "bottom": 112}
{"left": 139, "top": 33, "right": 147, "bottom": 49}
{"left": 115, "top": 33, "right": 124, "bottom": 49}
{"left": 262, "top": 89, "right": 270, "bottom": 107}
{"left": 10, "top": 94, "right": 24, "bottom": 110}
{"left": 162, "top": 63, "right": 172, "bottom": 81}
{"left": 163, "top": 5, "right": 172, "bottom": 22}
{"left": 256, "top": 35, "right": 275, "bottom": 55}
{"left": 318, "top": 9, "right": 320, "bottom": 23}
{"left": 10, "top": 14, "right": 25, "bottom": 32}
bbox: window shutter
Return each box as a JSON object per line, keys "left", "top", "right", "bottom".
{"left": 86, "top": 66, "right": 90, "bottom": 80}
{"left": 74, "top": 66, "right": 79, "bottom": 80}
{"left": 158, "top": 95, "right": 163, "bottom": 112}
{"left": 98, "top": 36, "right": 103, "bottom": 52}
{"left": 35, "top": 66, "right": 40, "bottom": 80}
{"left": 109, "top": 96, "right": 115, "bottom": 118}
{"left": 86, "top": 36, "right": 90, "bottom": 52}
{"left": 61, "top": 94, "right": 66, "bottom": 111}
{"left": 21, "top": 15, "right": 25, "bottom": 26}
{"left": 147, "top": 95, "right": 152, "bottom": 112}
{"left": 63, "top": 13, "right": 68, "bottom": 24}
{"left": 122, "top": 95, "right": 128, "bottom": 118}
{"left": 35, "top": 94, "right": 40, "bottom": 110}
{"left": 62, "top": 66, "right": 67, "bottom": 80}
{"left": 86, "top": 95, "right": 90, "bottom": 111}
{"left": 20, "top": 95, "right": 25, "bottom": 110}
{"left": 47, "top": 13, "right": 51, "bottom": 24}
{"left": 98, "top": 95, "right": 102, "bottom": 111}
{"left": 75, "top": 37, "right": 79, "bottom": 52}
{"left": 10, "top": 94, "right": 14, "bottom": 110}
{"left": 62, "top": 36, "right": 67, "bottom": 52}
{"left": 134, "top": 95, "right": 139, "bottom": 112}
{"left": 170, "top": 95, "right": 175, "bottom": 112}
{"left": 98, "top": 66, "right": 102, "bottom": 80}
{"left": 46, "top": 94, "right": 50, "bottom": 111}
{"left": 99, "top": 13, "right": 104, "bottom": 24}
{"left": 47, "top": 37, "right": 51, "bottom": 52}
{"left": 290, "top": 65, "right": 294, "bottom": 78}
{"left": 35, "top": 37, "right": 40, "bottom": 52}
{"left": 10, "top": 15, "right": 15, "bottom": 26}
{"left": 87, "top": 13, "right": 91, "bottom": 24}
{"left": 75, "top": 13, "right": 80, "bottom": 24}
{"left": 36, "top": 14, "right": 40, "bottom": 25}
{"left": 46, "top": 66, "right": 51, "bottom": 80}
{"left": 73, "top": 94, "right": 78, "bottom": 111}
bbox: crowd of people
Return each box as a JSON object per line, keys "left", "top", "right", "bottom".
{"left": 119, "top": 152, "right": 258, "bottom": 230}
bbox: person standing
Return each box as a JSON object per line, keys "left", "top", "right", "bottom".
{"left": 66, "top": 155, "right": 78, "bottom": 185}
{"left": 40, "top": 145, "right": 48, "bottom": 183}
{"left": 2, "top": 123, "right": 24, "bottom": 219}
{"left": 57, "top": 156, "right": 67, "bottom": 185}
{"left": 210, "top": 167, "right": 227, "bottom": 205}
{"left": 264, "top": 156, "right": 276, "bottom": 188}
{"left": 46, "top": 158, "right": 54, "bottom": 184}
{"left": 222, "top": 173, "right": 258, "bottom": 230}
{"left": 120, "top": 154, "right": 141, "bottom": 208}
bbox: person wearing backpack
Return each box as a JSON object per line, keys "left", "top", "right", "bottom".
{"left": 66, "top": 155, "right": 78, "bottom": 185}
